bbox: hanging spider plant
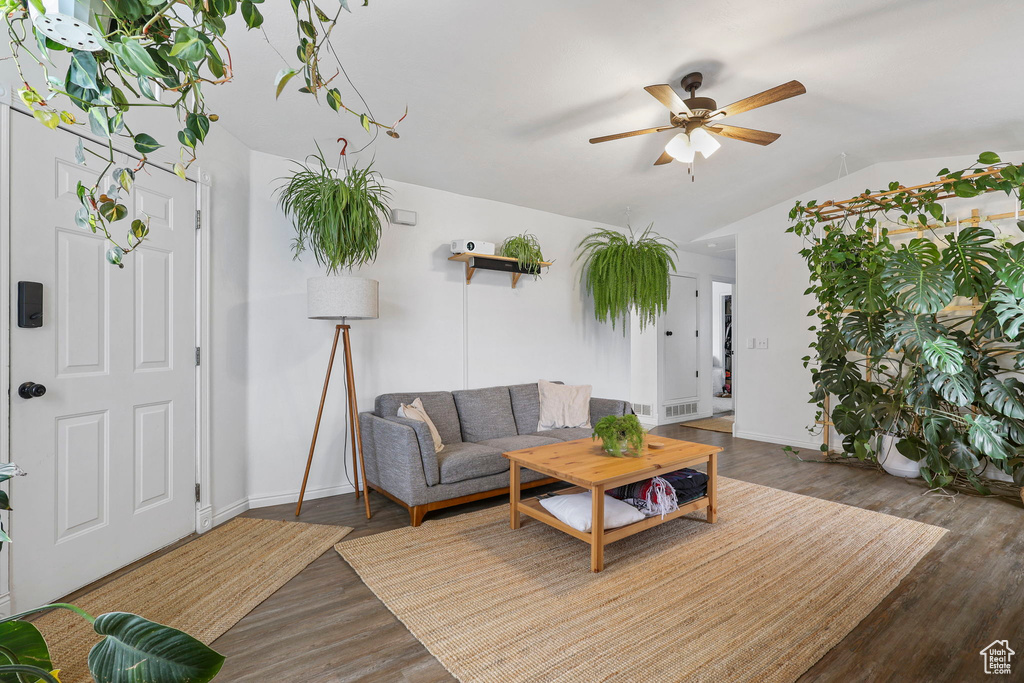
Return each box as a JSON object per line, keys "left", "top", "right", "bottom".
{"left": 576, "top": 224, "right": 678, "bottom": 331}
{"left": 499, "top": 232, "right": 547, "bottom": 277}
{"left": 277, "top": 146, "right": 393, "bottom": 273}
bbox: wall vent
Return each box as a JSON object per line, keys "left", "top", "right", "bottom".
{"left": 634, "top": 403, "right": 653, "bottom": 417}
{"left": 665, "top": 402, "right": 699, "bottom": 419}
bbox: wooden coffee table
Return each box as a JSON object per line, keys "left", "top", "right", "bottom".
{"left": 504, "top": 434, "right": 721, "bottom": 572}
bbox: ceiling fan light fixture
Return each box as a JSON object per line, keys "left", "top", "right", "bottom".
{"left": 690, "top": 127, "right": 721, "bottom": 159}
{"left": 665, "top": 133, "right": 695, "bottom": 163}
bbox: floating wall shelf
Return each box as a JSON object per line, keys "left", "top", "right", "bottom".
{"left": 448, "top": 252, "right": 552, "bottom": 288}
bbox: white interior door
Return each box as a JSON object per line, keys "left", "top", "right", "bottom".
{"left": 9, "top": 114, "right": 197, "bottom": 610}
{"left": 662, "top": 275, "right": 698, "bottom": 403}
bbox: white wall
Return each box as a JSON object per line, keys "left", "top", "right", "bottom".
{"left": 709, "top": 150, "right": 1024, "bottom": 450}
{"left": 244, "top": 151, "right": 632, "bottom": 507}
{"left": 630, "top": 252, "right": 735, "bottom": 426}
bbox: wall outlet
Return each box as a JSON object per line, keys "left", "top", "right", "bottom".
{"left": 756, "top": 338, "right": 769, "bottom": 349}
{"left": 747, "top": 337, "right": 756, "bottom": 349}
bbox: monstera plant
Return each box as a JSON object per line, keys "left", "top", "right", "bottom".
{"left": 0, "top": 464, "right": 223, "bottom": 682}
{"left": 2, "top": 0, "right": 404, "bottom": 265}
{"left": 789, "top": 152, "right": 1024, "bottom": 494}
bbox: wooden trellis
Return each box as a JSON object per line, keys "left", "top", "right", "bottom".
{"left": 798, "top": 169, "right": 1021, "bottom": 454}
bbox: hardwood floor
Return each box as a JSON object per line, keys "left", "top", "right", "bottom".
{"left": 175, "top": 427, "right": 1024, "bottom": 680}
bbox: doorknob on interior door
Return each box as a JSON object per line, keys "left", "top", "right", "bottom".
{"left": 665, "top": 331, "right": 673, "bottom": 336}
{"left": 18, "top": 382, "right": 46, "bottom": 399}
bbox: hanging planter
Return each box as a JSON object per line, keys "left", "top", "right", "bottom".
{"left": 28, "top": 0, "right": 107, "bottom": 52}
{"left": 575, "top": 224, "right": 677, "bottom": 331}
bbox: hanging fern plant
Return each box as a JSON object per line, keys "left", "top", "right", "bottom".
{"left": 277, "top": 145, "right": 393, "bottom": 273}
{"left": 499, "top": 232, "right": 546, "bottom": 276}
{"left": 576, "top": 224, "right": 677, "bottom": 331}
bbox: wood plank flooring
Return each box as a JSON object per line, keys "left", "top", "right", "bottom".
{"left": 77, "top": 426, "right": 1024, "bottom": 681}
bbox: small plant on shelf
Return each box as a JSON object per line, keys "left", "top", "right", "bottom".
{"left": 277, "top": 144, "right": 393, "bottom": 273}
{"left": 592, "top": 414, "right": 646, "bottom": 457}
{"left": 576, "top": 224, "right": 678, "bottom": 331}
{"left": 499, "top": 232, "right": 547, "bottom": 276}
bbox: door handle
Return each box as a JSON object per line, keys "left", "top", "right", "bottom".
{"left": 18, "top": 382, "right": 46, "bottom": 399}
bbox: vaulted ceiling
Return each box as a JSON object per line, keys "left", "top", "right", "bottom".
{"left": 208, "top": 0, "right": 1024, "bottom": 253}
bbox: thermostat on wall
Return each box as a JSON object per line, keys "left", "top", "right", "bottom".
{"left": 392, "top": 209, "right": 417, "bottom": 226}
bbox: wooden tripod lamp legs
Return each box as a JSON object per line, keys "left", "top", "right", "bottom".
{"left": 295, "top": 324, "right": 372, "bottom": 520}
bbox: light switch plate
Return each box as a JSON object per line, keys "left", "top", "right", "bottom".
{"left": 747, "top": 337, "right": 756, "bottom": 349}
{"left": 756, "top": 338, "right": 769, "bottom": 349}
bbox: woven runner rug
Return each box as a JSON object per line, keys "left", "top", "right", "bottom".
{"left": 337, "top": 477, "right": 946, "bottom": 683}
{"left": 681, "top": 415, "right": 735, "bottom": 433}
{"left": 34, "top": 517, "right": 351, "bottom": 683}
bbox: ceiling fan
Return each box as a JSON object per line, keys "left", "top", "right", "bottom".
{"left": 589, "top": 72, "right": 806, "bottom": 170}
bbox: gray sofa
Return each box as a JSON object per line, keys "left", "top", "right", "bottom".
{"left": 359, "top": 382, "right": 631, "bottom": 525}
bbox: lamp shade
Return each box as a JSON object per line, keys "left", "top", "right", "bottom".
{"left": 307, "top": 276, "right": 379, "bottom": 320}
{"left": 664, "top": 133, "right": 695, "bottom": 163}
{"left": 689, "top": 127, "right": 721, "bottom": 158}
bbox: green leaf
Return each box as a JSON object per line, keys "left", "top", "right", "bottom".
{"left": 169, "top": 27, "right": 205, "bottom": 62}
{"left": 940, "top": 226, "right": 999, "bottom": 297}
{"left": 327, "top": 88, "right": 342, "bottom": 112}
{"left": 947, "top": 437, "right": 980, "bottom": 470}
{"left": 32, "top": 109, "right": 60, "bottom": 130}
{"left": 815, "top": 318, "right": 848, "bottom": 361}
{"left": 882, "top": 238, "right": 955, "bottom": 314}
{"left": 887, "top": 313, "right": 941, "bottom": 354}
{"left": 69, "top": 50, "right": 100, "bottom": 91}
{"left": 816, "top": 358, "right": 862, "bottom": 395}
{"left": 0, "top": 621, "right": 53, "bottom": 681}
{"left": 921, "top": 335, "right": 965, "bottom": 374}
{"left": 133, "top": 133, "right": 162, "bottom": 155}
{"left": 185, "top": 113, "right": 210, "bottom": 142}
{"left": 88, "top": 612, "right": 224, "bottom": 683}
{"left": 836, "top": 268, "right": 889, "bottom": 313}
{"left": 89, "top": 108, "right": 111, "bottom": 139}
{"left": 177, "top": 128, "right": 197, "bottom": 149}
{"left": 99, "top": 202, "right": 128, "bottom": 223}
{"left": 109, "top": 40, "right": 165, "bottom": 79}
{"left": 922, "top": 413, "right": 952, "bottom": 442}
{"left": 965, "top": 414, "right": 1010, "bottom": 460}
{"left": 926, "top": 368, "right": 977, "bottom": 407}
{"left": 360, "top": 113, "right": 371, "bottom": 132}
{"left": 996, "top": 242, "right": 1024, "bottom": 297}
{"left": 981, "top": 377, "right": 1024, "bottom": 419}
{"left": 841, "top": 311, "right": 891, "bottom": 357}
{"left": 978, "top": 151, "right": 1002, "bottom": 165}
{"left": 991, "top": 289, "right": 1024, "bottom": 339}
{"left": 241, "top": 0, "right": 264, "bottom": 27}
{"left": 275, "top": 68, "right": 298, "bottom": 98}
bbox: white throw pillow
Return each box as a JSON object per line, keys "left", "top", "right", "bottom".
{"left": 398, "top": 398, "right": 444, "bottom": 453}
{"left": 537, "top": 379, "right": 592, "bottom": 430}
{"left": 538, "top": 491, "right": 644, "bottom": 532}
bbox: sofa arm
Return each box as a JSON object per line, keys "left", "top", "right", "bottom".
{"left": 382, "top": 415, "right": 441, "bottom": 486}
{"left": 590, "top": 397, "right": 631, "bottom": 424}
{"left": 360, "top": 413, "right": 433, "bottom": 506}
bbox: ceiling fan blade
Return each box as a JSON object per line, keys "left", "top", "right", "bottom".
{"left": 711, "top": 80, "right": 806, "bottom": 119}
{"left": 654, "top": 150, "right": 674, "bottom": 165}
{"left": 644, "top": 84, "right": 692, "bottom": 116}
{"left": 589, "top": 126, "right": 674, "bottom": 144}
{"left": 706, "top": 124, "right": 781, "bottom": 146}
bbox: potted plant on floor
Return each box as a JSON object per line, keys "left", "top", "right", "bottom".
{"left": 0, "top": 464, "right": 224, "bottom": 682}
{"left": 576, "top": 224, "right": 678, "bottom": 330}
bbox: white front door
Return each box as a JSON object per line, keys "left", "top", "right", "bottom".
{"left": 9, "top": 114, "right": 198, "bottom": 610}
{"left": 662, "top": 275, "right": 699, "bottom": 403}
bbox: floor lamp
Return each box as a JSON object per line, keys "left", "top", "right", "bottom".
{"left": 296, "top": 275, "right": 377, "bottom": 519}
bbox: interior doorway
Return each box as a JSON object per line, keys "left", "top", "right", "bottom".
{"left": 711, "top": 279, "right": 734, "bottom": 416}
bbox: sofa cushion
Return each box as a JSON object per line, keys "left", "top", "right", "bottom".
{"left": 452, "top": 386, "right": 518, "bottom": 443}
{"left": 477, "top": 434, "right": 561, "bottom": 453}
{"left": 532, "top": 427, "right": 593, "bottom": 442}
{"left": 375, "top": 391, "right": 462, "bottom": 444}
{"left": 436, "top": 441, "right": 506, "bottom": 484}
{"left": 509, "top": 381, "right": 564, "bottom": 435}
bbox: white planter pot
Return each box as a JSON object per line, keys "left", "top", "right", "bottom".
{"left": 878, "top": 434, "right": 921, "bottom": 479}
{"left": 29, "top": 0, "right": 107, "bottom": 52}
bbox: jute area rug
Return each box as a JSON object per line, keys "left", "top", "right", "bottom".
{"left": 682, "top": 414, "right": 735, "bottom": 433}
{"left": 34, "top": 517, "right": 351, "bottom": 683}
{"left": 336, "top": 477, "right": 946, "bottom": 683}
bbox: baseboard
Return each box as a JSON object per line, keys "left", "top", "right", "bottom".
{"left": 0, "top": 592, "right": 10, "bottom": 618}
{"left": 211, "top": 497, "right": 250, "bottom": 527}
{"left": 247, "top": 482, "right": 356, "bottom": 510}
{"left": 733, "top": 429, "right": 822, "bottom": 451}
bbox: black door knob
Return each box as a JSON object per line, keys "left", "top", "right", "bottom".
{"left": 665, "top": 331, "right": 673, "bottom": 336}
{"left": 18, "top": 382, "right": 46, "bottom": 399}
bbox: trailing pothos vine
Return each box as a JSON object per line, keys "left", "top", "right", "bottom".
{"left": 788, "top": 152, "right": 1024, "bottom": 494}
{"left": 3, "top": 0, "right": 405, "bottom": 266}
